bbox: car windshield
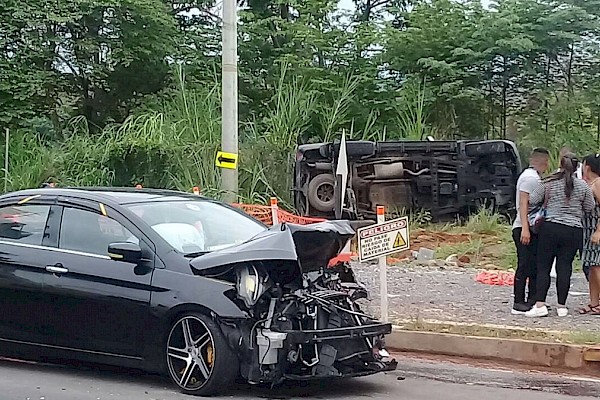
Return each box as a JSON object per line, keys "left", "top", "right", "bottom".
{"left": 126, "top": 200, "right": 265, "bottom": 255}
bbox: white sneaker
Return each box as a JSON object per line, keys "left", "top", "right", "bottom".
{"left": 525, "top": 305, "right": 549, "bottom": 317}
{"left": 557, "top": 307, "right": 568, "bottom": 317}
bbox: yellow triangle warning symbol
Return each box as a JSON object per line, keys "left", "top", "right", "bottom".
{"left": 393, "top": 232, "right": 407, "bottom": 248}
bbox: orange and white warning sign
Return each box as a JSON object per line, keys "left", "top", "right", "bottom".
{"left": 357, "top": 217, "right": 410, "bottom": 262}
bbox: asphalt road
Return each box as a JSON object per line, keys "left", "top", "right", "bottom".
{"left": 2, "top": 354, "right": 600, "bottom": 400}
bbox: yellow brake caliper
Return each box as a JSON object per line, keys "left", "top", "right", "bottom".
{"left": 207, "top": 345, "right": 214, "bottom": 367}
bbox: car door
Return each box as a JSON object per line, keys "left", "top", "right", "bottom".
{"left": 0, "top": 200, "right": 55, "bottom": 345}
{"left": 42, "top": 200, "right": 156, "bottom": 358}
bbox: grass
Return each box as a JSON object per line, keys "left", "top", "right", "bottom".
{"left": 464, "top": 208, "right": 505, "bottom": 235}
{"left": 426, "top": 209, "right": 586, "bottom": 272}
{"left": 388, "top": 207, "right": 433, "bottom": 231}
{"left": 434, "top": 238, "right": 485, "bottom": 264}
{"left": 408, "top": 208, "right": 517, "bottom": 270}
{"left": 1, "top": 62, "right": 383, "bottom": 209}
{"left": 0, "top": 65, "right": 296, "bottom": 205}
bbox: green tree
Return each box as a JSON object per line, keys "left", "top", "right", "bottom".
{"left": 1, "top": 0, "right": 177, "bottom": 135}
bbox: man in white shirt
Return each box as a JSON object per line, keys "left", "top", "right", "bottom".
{"left": 512, "top": 148, "right": 549, "bottom": 314}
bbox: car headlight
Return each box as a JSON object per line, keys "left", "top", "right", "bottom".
{"left": 236, "top": 264, "right": 268, "bottom": 308}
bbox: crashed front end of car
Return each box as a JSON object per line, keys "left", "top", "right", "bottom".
{"left": 190, "top": 221, "right": 397, "bottom": 384}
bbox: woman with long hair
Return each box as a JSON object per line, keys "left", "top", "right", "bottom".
{"left": 526, "top": 153, "right": 595, "bottom": 317}
{"left": 579, "top": 154, "right": 600, "bottom": 314}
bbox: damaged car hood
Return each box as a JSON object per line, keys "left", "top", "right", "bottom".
{"left": 190, "top": 220, "right": 355, "bottom": 274}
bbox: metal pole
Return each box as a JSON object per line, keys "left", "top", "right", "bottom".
{"left": 4, "top": 128, "right": 8, "bottom": 193}
{"left": 377, "top": 205, "right": 388, "bottom": 322}
{"left": 221, "top": 0, "right": 238, "bottom": 203}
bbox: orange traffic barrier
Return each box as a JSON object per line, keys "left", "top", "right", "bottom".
{"left": 232, "top": 202, "right": 326, "bottom": 226}
{"left": 475, "top": 270, "right": 515, "bottom": 286}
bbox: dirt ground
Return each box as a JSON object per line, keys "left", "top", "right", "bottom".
{"left": 381, "top": 228, "right": 514, "bottom": 269}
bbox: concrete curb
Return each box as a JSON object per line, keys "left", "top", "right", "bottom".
{"left": 388, "top": 325, "right": 600, "bottom": 373}
{"left": 392, "top": 318, "right": 599, "bottom": 343}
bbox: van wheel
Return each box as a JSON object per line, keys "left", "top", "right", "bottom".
{"left": 308, "top": 174, "right": 335, "bottom": 212}
{"left": 166, "top": 313, "right": 237, "bottom": 396}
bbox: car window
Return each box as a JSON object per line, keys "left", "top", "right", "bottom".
{"left": 59, "top": 207, "right": 138, "bottom": 256}
{"left": 126, "top": 200, "right": 265, "bottom": 254}
{"left": 0, "top": 204, "right": 50, "bottom": 246}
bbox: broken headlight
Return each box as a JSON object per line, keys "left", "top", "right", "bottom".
{"left": 235, "top": 264, "right": 269, "bottom": 308}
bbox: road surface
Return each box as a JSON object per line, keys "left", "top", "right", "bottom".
{"left": 2, "top": 354, "right": 599, "bottom": 399}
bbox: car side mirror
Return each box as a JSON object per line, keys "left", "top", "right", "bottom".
{"left": 108, "top": 242, "right": 142, "bottom": 264}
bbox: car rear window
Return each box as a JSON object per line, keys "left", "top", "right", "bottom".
{"left": 0, "top": 205, "right": 50, "bottom": 246}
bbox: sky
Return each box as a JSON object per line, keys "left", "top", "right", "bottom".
{"left": 337, "top": 0, "right": 493, "bottom": 12}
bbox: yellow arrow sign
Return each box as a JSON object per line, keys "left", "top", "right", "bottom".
{"left": 215, "top": 151, "right": 238, "bottom": 169}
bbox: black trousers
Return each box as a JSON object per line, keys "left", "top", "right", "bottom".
{"left": 535, "top": 222, "right": 583, "bottom": 305}
{"left": 512, "top": 228, "right": 538, "bottom": 304}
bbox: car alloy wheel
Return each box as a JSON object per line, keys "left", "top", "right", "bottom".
{"left": 165, "top": 312, "right": 238, "bottom": 396}
{"left": 166, "top": 315, "right": 217, "bottom": 392}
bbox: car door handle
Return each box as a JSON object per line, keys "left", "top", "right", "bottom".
{"left": 46, "top": 264, "right": 69, "bottom": 274}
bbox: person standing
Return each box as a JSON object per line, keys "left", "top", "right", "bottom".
{"left": 579, "top": 154, "right": 600, "bottom": 314}
{"left": 557, "top": 146, "right": 584, "bottom": 179}
{"left": 526, "top": 153, "right": 595, "bottom": 317}
{"left": 550, "top": 147, "right": 584, "bottom": 280}
{"left": 511, "top": 148, "right": 549, "bottom": 314}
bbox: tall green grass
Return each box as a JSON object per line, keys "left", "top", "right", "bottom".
{"left": 395, "top": 78, "right": 429, "bottom": 140}
{"left": 465, "top": 207, "right": 505, "bottom": 235}
{"left": 0, "top": 66, "right": 294, "bottom": 204}
{"left": 0, "top": 64, "right": 436, "bottom": 208}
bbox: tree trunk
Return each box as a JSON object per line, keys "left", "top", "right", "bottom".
{"left": 363, "top": 0, "right": 372, "bottom": 21}
{"left": 567, "top": 43, "right": 575, "bottom": 98}
{"left": 597, "top": 108, "right": 600, "bottom": 146}
{"left": 545, "top": 53, "right": 551, "bottom": 134}
{"left": 502, "top": 57, "right": 507, "bottom": 139}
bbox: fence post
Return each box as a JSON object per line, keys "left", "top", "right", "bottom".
{"left": 377, "top": 205, "right": 388, "bottom": 323}
{"left": 270, "top": 197, "right": 279, "bottom": 225}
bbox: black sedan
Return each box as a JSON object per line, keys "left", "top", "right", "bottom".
{"left": 0, "top": 187, "right": 396, "bottom": 396}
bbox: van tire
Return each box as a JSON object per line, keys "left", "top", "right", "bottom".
{"left": 307, "top": 174, "right": 336, "bottom": 212}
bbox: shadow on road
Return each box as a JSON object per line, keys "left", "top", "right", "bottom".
{"left": 0, "top": 356, "right": 389, "bottom": 398}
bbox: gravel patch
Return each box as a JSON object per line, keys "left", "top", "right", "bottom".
{"left": 351, "top": 261, "right": 600, "bottom": 334}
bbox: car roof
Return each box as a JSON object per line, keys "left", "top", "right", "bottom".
{"left": 0, "top": 187, "right": 207, "bottom": 206}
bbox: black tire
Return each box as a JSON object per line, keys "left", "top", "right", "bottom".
{"left": 307, "top": 173, "right": 336, "bottom": 212}
{"left": 165, "top": 312, "right": 238, "bottom": 396}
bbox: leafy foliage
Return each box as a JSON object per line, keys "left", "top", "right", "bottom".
{"left": 1, "top": 0, "right": 600, "bottom": 203}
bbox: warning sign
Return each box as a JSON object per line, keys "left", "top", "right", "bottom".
{"left": 393, "top": 232, "right": 406, "bottom": 248}
{"left": 357, "top": 217, "right": 410, "bottom": 262}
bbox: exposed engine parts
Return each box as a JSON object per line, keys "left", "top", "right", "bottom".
{"left": 235, "top": 262, "right": 394, "bottom": 383}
